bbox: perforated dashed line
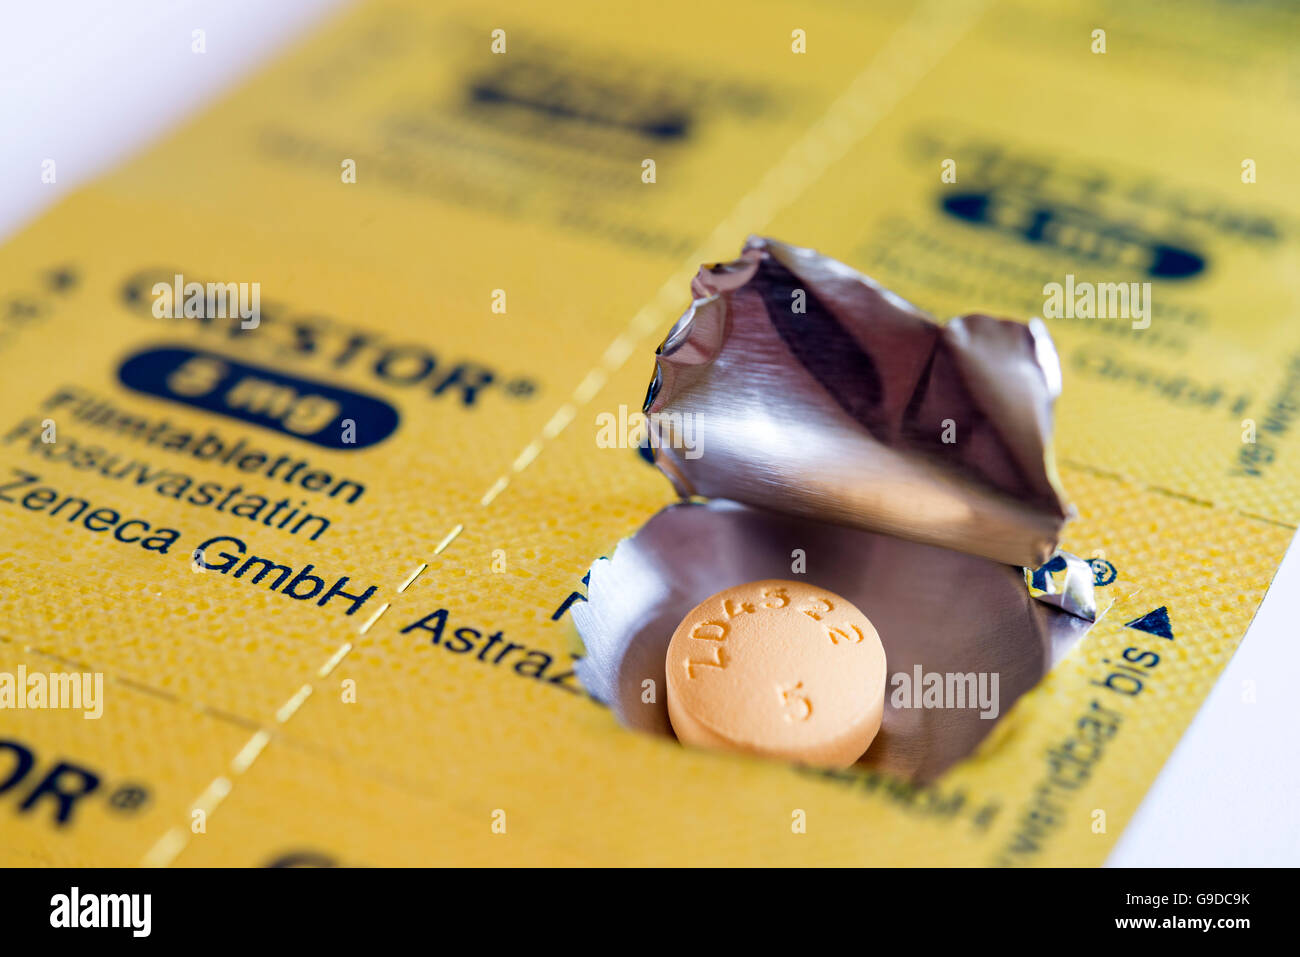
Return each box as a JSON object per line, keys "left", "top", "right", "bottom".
{"left": 230, "top": 730, "right": 272, "bottom": 774}
{"left": 434, "top": 523, "right": 464, "bottom": 554}
{"left": 543, "top": 404, "right": 577, "bottom": 439}
{"left": 275, "top": 684, "right": 313, "bottom": 723}
{"left": 397, "top": 563, "right": 427, "bottom": 593}
{"left": 139, "top": 828, "right": 187, "bottom": 869}
{"left": 357, "top": 601, "right": 390, "bottom": 635}
{"left": 140, "top": 691, "right": 304, "bottom": 866}
{"left": 479, "top": 476, "right": 509, "bottom": 507}
{"left": 135, "top": 555, "right": 442, "bottom": 866}
{"left": 316, "top": 642, "right": 352, "bottom": 678}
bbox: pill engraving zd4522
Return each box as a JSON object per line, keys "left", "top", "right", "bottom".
{"left": 664, "top": 579, "right": 887, "bottom": 769}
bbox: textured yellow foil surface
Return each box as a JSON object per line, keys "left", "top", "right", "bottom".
{"left": 1, "top": 0, "right": 1296, "bottom": 865}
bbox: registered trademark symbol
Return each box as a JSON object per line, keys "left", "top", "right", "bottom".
{"left": 107, "top": 784, "right": 150, "bottom": 813}
{"left": 3, "top": 297, "right": 44, "bottom": 324}
{"left": 1089, "top": 559, "right": 1117, "bottom": 587}
{"left": 505, "top": 378, "right": 537, "bottom": 399}
{"left": 45, "top": 265, "right": 79, "bottom": 293}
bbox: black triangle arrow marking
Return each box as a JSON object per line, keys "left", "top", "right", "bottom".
{"left": 1124, "top": 606, "right": 1173, "bottom": 640}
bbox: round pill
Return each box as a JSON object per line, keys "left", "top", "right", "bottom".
{"left": 665, "top": 579, "right": 886, "bottom": 768}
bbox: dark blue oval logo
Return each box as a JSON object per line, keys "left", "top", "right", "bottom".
{"left": 118, "top": 346, "right": 399, "bottom": 450}
{"left": 940, "top": 190, "right": 1206, "bottom": 280}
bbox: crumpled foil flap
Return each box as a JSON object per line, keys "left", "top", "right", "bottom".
{"left": 644, "top": 237, "right": 1073, "bottom": 568}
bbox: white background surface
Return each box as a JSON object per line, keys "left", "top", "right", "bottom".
{"left": 1, "top": 0, "right": 1295, "bottom": 867}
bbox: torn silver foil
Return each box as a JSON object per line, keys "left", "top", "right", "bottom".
{"left": 1023, "top": 550, "right": 1098, "bottom": 621}
{"left": 644, "top": 236, "right": 1073, "bottom": 568}
{"left": 574, "top": 237, "right": 1097, "bottom": 781}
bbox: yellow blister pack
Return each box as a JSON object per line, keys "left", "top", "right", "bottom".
{"left": 1, "top": 0, "right": 1296, "bottom": 865}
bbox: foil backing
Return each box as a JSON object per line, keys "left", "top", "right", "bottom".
{"left": 644, "top": 237, "right": 1073, "bottom": 568}
{"left": 573, "top": 501, "right": 1093, "bottom": 782}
